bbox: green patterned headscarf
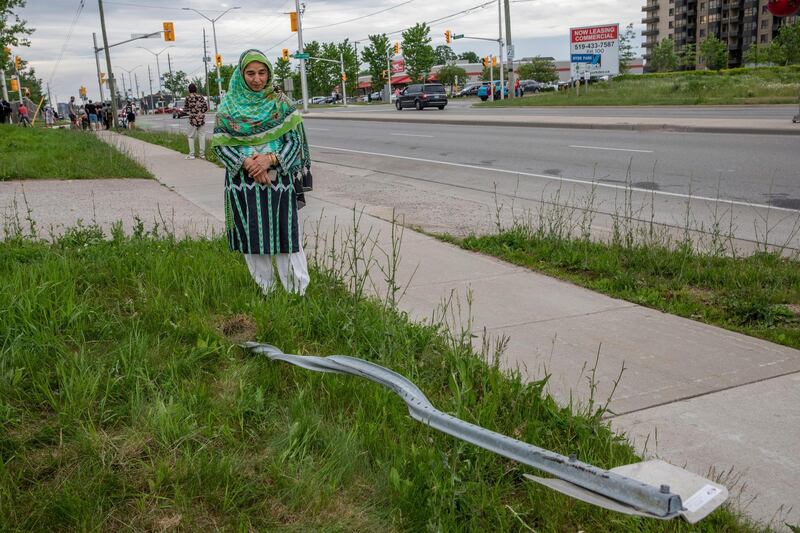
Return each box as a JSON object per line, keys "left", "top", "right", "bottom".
{"left": 212, "top": 49, "right": 307, "bottom": 159}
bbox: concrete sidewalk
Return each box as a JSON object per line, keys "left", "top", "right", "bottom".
{"left": 306, "top": 110, "right": 800, "bottom": 136}
{"left": 101, "top": 131, "right": 800, "bottom": 530}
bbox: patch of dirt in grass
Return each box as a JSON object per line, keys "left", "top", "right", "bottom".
{"left": 154, "top": 512, "right": 183, "bottom": 531}
{"left": 215, "top": 313, "right": 258, "bottom": 344}
{"left": 785, "top": 303, "right": 800, "bottom": 317}
{"left": 687, "top": 287, "right": 715, "bottom": 304}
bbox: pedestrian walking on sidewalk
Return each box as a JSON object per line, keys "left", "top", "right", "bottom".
{"left": 125, "top": 101, "right": 136, "bottom": 129}
{"left": 85, "top": 100, "right": 98, "bottom": 131}
{"left": 212, "top": 49, "right": 312, "bottom": 295}
{"left": 185, "top": 83, "right": 208, "bottom": 160}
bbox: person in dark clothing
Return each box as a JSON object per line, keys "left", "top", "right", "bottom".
{"left": 85, "top": 100, "right": 98, "bottom": 130}
{"left": 0, "top": 99, "right": 10, "bottom": 123}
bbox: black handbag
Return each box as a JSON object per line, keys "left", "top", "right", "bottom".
{"left": 294, "top": 167, "right": 312, "bottom": 209}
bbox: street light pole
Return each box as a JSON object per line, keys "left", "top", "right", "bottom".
{"left": 182, "top": 7, "right": 241, "bottom": 103}
{"left": 138, "top": 46, "right": 172, "bottom": 97}
{"left": 294, "top": 0, "right": 309, "bottom": 113}
{"left": 497, "top": 0, "right": 504, "bottom": 100}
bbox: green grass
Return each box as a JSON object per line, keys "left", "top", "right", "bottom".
{"left": 119, "top": 128, "right": 222, "bottom": 167}
{"left": 0, "top": 223, "right": 766, "bottom": 531}
{"left": 479, "top": 66, "right": 800, "bottom": 106}
{"left": 0, "top": 125, "right": 152, "bottom": 180}
{"left": 441, "top": 228, "right": 800, "bottom": 350}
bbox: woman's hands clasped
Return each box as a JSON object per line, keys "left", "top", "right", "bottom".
{"left": 244, "top": 153, "right": 278, "bottom": 185}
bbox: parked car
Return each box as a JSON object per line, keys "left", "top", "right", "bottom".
{"left": 456, "top": 83, "right": 482, "bottom": 97}
{"left": 519, "top": 80, "right": 541, "bottom": 95}
{"left": 395, "top": 83, "right": 447, "bottom": 110}
{"left": 172, "top": 99, "right": 188, "bottom": 118}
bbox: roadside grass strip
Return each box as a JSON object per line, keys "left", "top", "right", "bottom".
{"left": 119, "top": 128, "right": 221, "bottom": 167}
{"left": 0, "top": 223, "right": 765, "bottom": 531}
{"left": 480, "top": 66, "right": 800, "bottom": 107}
{"left": 0, "top": 125, "right": 151, "bottom": 180}
{"left": 443, "top": 228, "right": 800, "bottom": 350}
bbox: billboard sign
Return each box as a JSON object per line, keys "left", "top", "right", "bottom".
{"left": 570, "top": 24, "right": 619, "bottom": 78}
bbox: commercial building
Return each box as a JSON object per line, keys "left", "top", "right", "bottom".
{"left": 642, "top": 0, "right": 798, "bottom": 69}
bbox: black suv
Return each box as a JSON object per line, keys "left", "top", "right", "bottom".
{"left": 396, "top": 83, "right": 448, "bottom": 110}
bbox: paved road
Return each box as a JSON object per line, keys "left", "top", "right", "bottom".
{"left": 138, "top": 113, "right": 800, "bottom": 249}
{"left": 316, "top": 98, "right": 800, "bottom": 120}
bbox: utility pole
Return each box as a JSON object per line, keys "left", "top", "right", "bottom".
{"left": 148, "top": 64, "right": 154, "bottom": 112}
{"left": 294, "top": 0, "right": 309, "bottom": 112}
{"left": 497, "top": 0, "right": 504, "bottom": 100}
{"left": 167, "top": 52, "right": 173, "bottom": 101}
{"left": 92, "top": 33, "right": 106, "bottom": 102}
{"left": 504, "top": 0, "right": 515, "bottom": 99}
{"left": 134, "top": 72, "right": 140, "bottom": 101}
{"left": 0, "top": 62, "right": 8, "bottom": 102}
{"left": 120, "top": 71, "right": 127, "bottom": 100}
{"left": 202, "top": 27, "right": 210, "bottom": 107}
{"left": 339, "top": 52, "right": 347, "bottom": 107}
{"left": 386, "top": 50, "right": 392, "bottom": 103}
{"left": 98, "top": 0, "right": 119, "bottom": 126}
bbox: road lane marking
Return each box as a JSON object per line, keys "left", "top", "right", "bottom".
{"left": 391, "top": 133, "right": 435, "bottom": 138}
{"left": 569, "top": 144, "right": 654, "bottom": 153}
{"left": 306, "top": 127, "right": 331, "bottom": 131}
{"left": 309, "top": 144, "right": 798, "bottom": 213}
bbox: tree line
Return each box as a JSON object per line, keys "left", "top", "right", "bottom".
{"left": 649, "top": 21, "right": 800, "bottom": 72}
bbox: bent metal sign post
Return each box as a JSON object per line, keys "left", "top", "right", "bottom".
{"left": 570, "top": 23, "right": 620, "bottom": 79}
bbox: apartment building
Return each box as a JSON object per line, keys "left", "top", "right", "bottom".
{"left": 642, "top": 0, "right": 798, "bottom": 68}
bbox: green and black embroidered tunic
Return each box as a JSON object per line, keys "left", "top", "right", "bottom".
{"left": 211, "top": 49, "right": 311, "bottom": 255}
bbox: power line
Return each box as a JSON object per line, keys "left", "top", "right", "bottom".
{"left": 48, "top": 0, "right": 85, "bottom": 85}
{"left": 304, "top": 0, "right": 416, "bottom": 31}
{"left": 103, "top": 1, "right": 227, "bottom": 11}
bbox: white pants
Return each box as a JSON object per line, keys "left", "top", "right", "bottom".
{"left": 187, "top": 124, "right": 206, "bottom": 156}
{"left": 244, "top": 246, "right": 310, "bottom": 296}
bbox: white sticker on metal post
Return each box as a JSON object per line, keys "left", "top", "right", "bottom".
{"left": 683, "top": 485, "right": 722, "bottom": 513}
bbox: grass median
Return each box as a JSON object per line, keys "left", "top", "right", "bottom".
{"left": 0, "top": 221, "right": 764, "bottom": 531}
{"left": 479, "top": 66, "right": 800, "bottom": 107}
{"left": 119, "top": 128, "right": 221, "bottom": 167}
{"left": 439, "top": 227, "right": 800, "bottom": 350}
{"left": 0, "top": 125, "right": 151, "bottom": 180}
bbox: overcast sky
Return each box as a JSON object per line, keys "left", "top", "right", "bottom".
{"left": 15, "top": 0, "right": 644, "bottom": 102}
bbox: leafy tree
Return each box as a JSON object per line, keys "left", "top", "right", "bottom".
{"left": 434, "top": 45, "right": 457, "bottom": 65}
{"left": 743, "top": 43, "right": 768, "bottom": 65}
{"left": 680, "top": 43, "right": 697, "bottom": 70}
{"left": 361, "top": 33, "right": 390, "bottom": 91}
{"left": 773, "top": 20, "right": 800, "bottom": 65}
{"left": 190, "top": 76, "right": 205, "bottom": 94}
{"left": 436, "top": 64, "right": 466, "bottom": 91}
{"left": 618, "top": 23, "right": 637, "bottom": 74}
{"left": 698, "top": 35, "right": 727, "bottom": 70}
{"left": 458, "top": 51, "right": 479, "bottom": 63}
{"left": 303, "top": 40, "right": 328, "bottom": 96}
{"left": 163, "top": 70, "right": 189, "bottom": 97}
{"left": 207, "top": 64, "right": 235, "bottom": 97}
{"left": 273, "top": 56, "right": 292, "bottom": 85}
{"left": 650, "top": 38, "right": 678, "bottom": 72}
{"left": 0, "top": 0, "right": 33, "bottom": 56}
{"left": 9, "top": 55, "right": 42, "bottom": 102}
{"left": 401, "top": 22, "right": 435, "bottom": 83}
{"left": 517, "top": 56, "right": 558, "bottom": 82}
{"left": 337, "top": 39, "right": 359, "bottom": 96}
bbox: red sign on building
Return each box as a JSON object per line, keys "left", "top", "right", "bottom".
{"left": 570, "top": 25, "right": 619, "bottom": 43}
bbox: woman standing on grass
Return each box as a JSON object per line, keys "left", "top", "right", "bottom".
{"left": 212, "top": 49, "right": 311, "bottom": 295}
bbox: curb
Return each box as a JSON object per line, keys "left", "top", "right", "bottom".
{"left": 304, "top": 112, "right": 800, "bottom": 136}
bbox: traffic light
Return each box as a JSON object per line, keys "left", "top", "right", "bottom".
{"left": 215, "top": 54, "right": 222, "bottom": 67}
{"left": 15, "top": 55, "right": 21, "bottom": 70}
{"left": 289, "top": 11, "right": 298, "bottom": 32}
{"left": 341, "top": 73, "right": 347, "bottom": 81}
{"left": 492, "top": 55, "right": 497, "bottom": 67}
{"left": 24, "top": 87, "right": 30, "bottom": 97}
{"left": 394, "top": 42, "right": 400, "bottom": 55}
{"left": 445, "top": 30, "right": 451, "bottom": 44}
{"left": 282, "top": 48, "right": 289, "bottom": 61}
{"left": 481, "top": 56, "right": 488, "bottom": 68}
{"left": 99, "top": 72, "right": 107, "bottom": 85}
{"left": 163, "top": 22, "right": 175, "bottom": 42}
{"left": 79, "top": 86, "right": 87, "bottom": 98}
{"left": 10, "top": 78, "right": 18, "bottom": 91}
